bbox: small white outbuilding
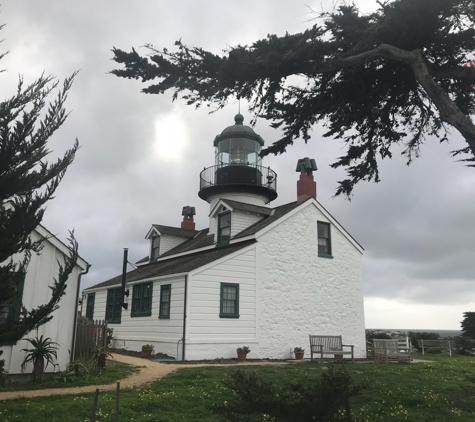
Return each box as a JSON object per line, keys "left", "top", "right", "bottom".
{"left": 1, "top": 224, "right": 89, "bottom": 375}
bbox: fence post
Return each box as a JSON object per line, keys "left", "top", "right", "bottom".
{"left": 91, "top": 388, "right": 99, "bottom": 422}
{"left": 115, "top": 382, "right": 120, "bottom": 421}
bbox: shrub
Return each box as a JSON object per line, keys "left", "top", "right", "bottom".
{"left": 212, "top": 367, "right": 366, "bottom": 421}
{"left": 407, "top": 331, "right": 440, "bottom": 350}
{"left": 365, "top": 331, "right": 391, "bottom": 347}
{"left": 454, "top": 336, "right": 475, "bottom": 355}
{"left": 106, "top": 327, "right": 114, "bottom": 347}
{"left": 90, "top": 347, "right": 112, "bottom": 370}
{"left": 0, "top": 356, "right": 8, "bottom": 386}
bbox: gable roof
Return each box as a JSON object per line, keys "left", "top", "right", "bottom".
{"left": 145, "top": 224, "right": 198, "bottom": 239}
{"left": 233, "top": 201, "right": 301, "bottom": 239}
{"left": 210, "top": 199, "right": 273, "bottom": 217}
{"left": 102, "top": 197, "right": 363, "bottom": 287}
{"left": 160, "top": 228, "right": 215, "bottom": 257}
{"left": 84, "top": 239, "right": 256, "bottom": 290}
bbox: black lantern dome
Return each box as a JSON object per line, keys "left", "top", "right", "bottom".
{"left": 198, "top": 115, "right": 277, "bottom": 203}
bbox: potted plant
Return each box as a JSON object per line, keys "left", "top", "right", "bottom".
{"left": 294, "top": 347, "right": 305, "bottom": 360}
{"left": 141, "top": 344, "right": 154, "bottom": 358}
{"left": 236, "top": 346, "right": 250, "bottom": 361}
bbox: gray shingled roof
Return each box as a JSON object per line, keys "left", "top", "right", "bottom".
{"left": 233, "top": 201, "right": 301, "bottom": 239}
{"left": 151, "top": 225, "right": 198, "bottom": 238}
{"left": 160, "top": 228, "right": 214, "bottom": 257}
{"left": 85, "top": 240, "right": 256, "bottom": 290}
{"left": 219, "top": 199, "right": 273, "bottom": 216}
{"left": 136, "top": 201, "right": 300, "bottom": 265}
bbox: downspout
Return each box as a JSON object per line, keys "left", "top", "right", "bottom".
{"left": 71, "top": 263, "right": 91, "bottom": 362}
{"left": 182, "top": 274, "right": 188, "bottom": 361}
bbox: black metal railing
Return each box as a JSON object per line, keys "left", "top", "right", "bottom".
{"left": 199, "top": 164, "right": 277, "bottom": 192}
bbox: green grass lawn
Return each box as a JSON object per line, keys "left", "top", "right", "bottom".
{"left": 0, "top": 361, "right": 138, "bottom": 392}
{"left": 1, "top": 354, "right": 475, "bottom": 421}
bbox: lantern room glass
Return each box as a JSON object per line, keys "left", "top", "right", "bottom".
{"left": 215, "top": 137, "right": 262, "bottom": 167}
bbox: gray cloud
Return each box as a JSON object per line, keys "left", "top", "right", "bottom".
{"left": 1, "top": 0, "right": 474, "bottom": 329}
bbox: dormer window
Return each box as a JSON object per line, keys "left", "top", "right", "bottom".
{"left": 217, "top": 212, "right": 231, "bottom": 245}
{"left": 151, "top": 234, "right": 160, "bottom": 261}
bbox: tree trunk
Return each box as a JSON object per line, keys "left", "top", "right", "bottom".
{"left": 32, "top": 357, "right": 45, "bottom": 383}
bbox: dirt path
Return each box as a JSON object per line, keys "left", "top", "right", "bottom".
{"left": 0, "top": 354, "right": 288, "bottom": 401}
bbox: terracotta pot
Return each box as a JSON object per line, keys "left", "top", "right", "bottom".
{"left": 294, "top": 352, "right": 304, "bottom": 360}
{"left": 237, "top": 351, "right": 248, "bottom": 361}
{"left": 142, "top": 349, "right": 153, "bottom": 359}
{"left": 334, "top": 354, "right": 343, "bottom": 360}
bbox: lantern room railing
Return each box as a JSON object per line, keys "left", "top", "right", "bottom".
{"left": 199, "top": 164, "right": 277, "bottom": 193}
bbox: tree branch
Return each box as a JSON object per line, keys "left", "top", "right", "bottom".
{"left": 310, "top": 44, "right": 475, "bottom": 156}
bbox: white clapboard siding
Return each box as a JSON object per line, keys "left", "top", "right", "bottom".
{"left": 231, "top": 210, "right": 264, "bottom": 237}
{"left": 90, "top": 277, "right": 185, "bottom": 347}
{"left": 188, "top": 248, "right": 257, "bottom": 340}
{"left": 159, "top": 235, "right": 190, "bottom": 256}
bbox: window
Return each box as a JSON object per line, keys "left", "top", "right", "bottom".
{"left": 0, "top": 272, "right": 25, "bottom": 324}
{"left": 105, "top": 287, "right": 122, "bottom": 323}
{"left": 159, "top": 284, "right": 171, "bottom": 319}
{"left": 217, "top": 212, "right": 231, "bottom": 245}
{"left": 220, "top": 283, "right": 239, "bottom": 318}
{"left": 85, "top": 293, "right": 95, "bottom": 320}
{"left": 131, "top": 282, "right": 153, "bottom": 317}
{"left": 151, "top": 234, "right": 160, "bottom": 262}
{"left": 318, "top": 221, "right": 332, "bottom": 258}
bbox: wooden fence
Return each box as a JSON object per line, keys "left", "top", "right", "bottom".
{"left": 75, "top": 319, "right": 108, "bottom": 359}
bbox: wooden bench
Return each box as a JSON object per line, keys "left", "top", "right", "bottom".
{"left": 373, "top": 339, "right": 411, "bottom": 363}
{"left": 417, "top": 339, "right": 454, "bottom": 357}
{"left": 309, "top": 335, "right": 354, "bottom": 363}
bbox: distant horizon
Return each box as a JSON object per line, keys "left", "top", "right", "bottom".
{"left": 367, "top": 328, "right": 461, "bottom": 332}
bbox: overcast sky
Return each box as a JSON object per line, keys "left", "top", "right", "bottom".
{"left": 1, "top": 0, "right": 474, "bottom": 330}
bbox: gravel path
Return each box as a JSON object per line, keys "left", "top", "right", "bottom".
{"left": 0, "top": 353, "right": 289, "bottom": 401}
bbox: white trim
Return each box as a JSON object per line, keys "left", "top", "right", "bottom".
{"left": 209, "top": 199, "right": 231, "bottom": 218}
{"left": 144, "top": 226, "right": 159, "bottom": 240}
{"left": 229, "top": 234, "right": 256, "bottom": 244}
{"left": 188, "top": 242, "right": 257, "bottom": 277}
{"left": 83, "top": 273, "right": 188, "bottom": 292}
{"left": 185, "top": 339, "right": 258, "bottom": 344}
{"left": 35, "top": 224, "right": 88, "bottom": 269}
{"left": 255, "top": 199, "right": 364, "bottom": 254}
{"left": 154, "top": 244, "right": 218, "bottom": 262}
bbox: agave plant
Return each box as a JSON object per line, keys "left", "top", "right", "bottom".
{"left": 21, "top": 335, "right": 59, "bottom": 383}
{"left": 90, "top": 346, "right": 112, "bottom": 370}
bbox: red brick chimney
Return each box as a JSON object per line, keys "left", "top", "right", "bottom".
{"left": 296, "top": 158, "right": 317, "bottom": 203}
{"left": 181, "top": 206, "right": 196, "bottom": 230}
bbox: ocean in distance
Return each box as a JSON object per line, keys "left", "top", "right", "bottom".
{"left": 367, "top": 328, "right": 462, "bottom": 338}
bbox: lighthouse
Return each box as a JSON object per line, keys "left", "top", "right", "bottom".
{"left": 198, "top": 114, "right": 278, "bottom": 214}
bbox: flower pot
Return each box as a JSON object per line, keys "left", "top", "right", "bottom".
{"left": 142, "top": 349, "right": 153, "bottom": 359}
{"left": 237, "top": 352, "right": 248, "bottom": 361}
{"left": 294, "top": 351, "right": 304, "bottom": 360}
{"left": 334, "top": 354, "right": 343, "bottom": 360}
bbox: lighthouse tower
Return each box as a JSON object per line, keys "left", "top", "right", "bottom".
{"left": 198, "top": 114, "right": 278, "bottom": 214}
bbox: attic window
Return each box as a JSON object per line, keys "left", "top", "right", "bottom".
{"left": 217, "top": 212, "right": 231, "bottom": 245}
{"left": 151, "top": 234, "right": 160, "bottom": 262}
{"left": 318, "top": 221, "right": 332, "bottom": 258}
